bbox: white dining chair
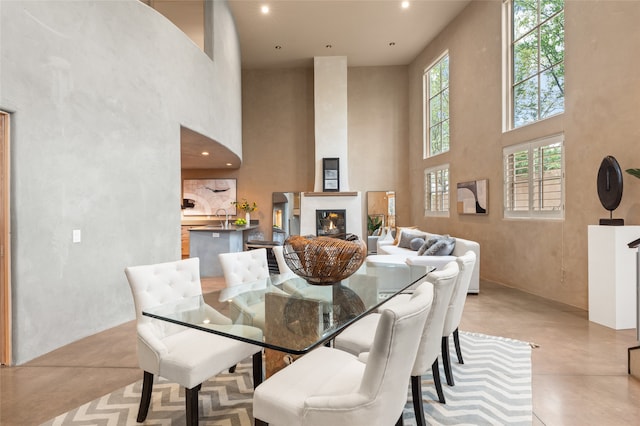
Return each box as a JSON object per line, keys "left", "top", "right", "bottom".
{"left": 272, "top": 245, "right": 296, "bottom": 278}
{"left": 124, "top": 257, "right": 263, "bottom": 426}
{"left": 252, "top": 279, "right": 434, "bottom": 426}
{"left": 370, "top": 251, "right": 477, "bottom": 387}
{"left": 441, "top": 251, "right": 477, "bottom": 386}
{"left": 219, "top": 249, "right": 271, "bottom": 328}
{"left": 333, "top": 261, "right": 459, "bottom": 426}
{"left": 219, "top": 248, "right": 271, "bottom": 287}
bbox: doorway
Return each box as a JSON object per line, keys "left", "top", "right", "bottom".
{"left": 1, "top": 111, "right": 10, "bottom": 365}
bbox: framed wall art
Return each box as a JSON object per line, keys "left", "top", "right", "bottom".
{"left": 323, "top": 157, "right": 339, "bottom": 192}
{"left": 457, "top": 179, "right": 488, "bottom": 215}
{"left": 182, "top": 178, "right": 237, "bottom": 216}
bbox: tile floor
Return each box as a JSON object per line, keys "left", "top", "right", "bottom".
{"left": 1, "top": 278, "right": 640, "bottom": 425}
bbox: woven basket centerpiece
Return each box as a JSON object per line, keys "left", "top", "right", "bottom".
{"left": 282, "top": 235, "right": 367, "bottom": 285}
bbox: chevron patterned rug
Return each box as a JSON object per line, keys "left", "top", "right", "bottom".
{"left": 41, "top": 331, "right": 532, "bottom": 425}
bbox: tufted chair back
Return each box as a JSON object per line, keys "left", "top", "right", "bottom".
{"left": 411, "top": 261, "right": 459, "bottom": 376}
{"left": 218, "top": 249, "right": 272, "bottom": 327}
{"left": 442, "top": 251, "right": 477, "bottom": 336}
{"left": 314, "top": 282, "right": 432, "bottom": 425}
{"left": 126, "top": 257, "right": 202, "bottom": 319}
{"left": 358, "top": 282, "right": 432, "bottom": 407}
{"left": 125, "top": 257, "right": 226, "bottom": 374}
{"left": 219, "top": 248, "right": 270, "bottom": 287}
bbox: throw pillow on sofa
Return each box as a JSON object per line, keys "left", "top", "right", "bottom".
{"left": 410, "top": 237, "right": 425, "bottom": 251}
{"left": 393, "top": 226, "right": 418, "bottom": 246}
{"left": 398, "top": 229, "right": 427, "bottom": 249}
{"left": 417, "top": 234, "right": 441, "bottom": 256}
{"left": 423, "top": 238, "right": 456, "bottom": 256}
{"left": 417, "top": 234, "right": 455, "bottom": 256}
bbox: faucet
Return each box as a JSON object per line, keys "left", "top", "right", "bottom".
{"left": 215, "top": 208, "right": 228, "bottom": 228}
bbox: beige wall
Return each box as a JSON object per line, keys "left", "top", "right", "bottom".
{"left": 191, "top": 0, "right": 640, "bottom": 310}
{"left": 214, "top": 65, "right": 410, "bottom": 240}
{"left": 348, "top": 66, "right": 410, "bottom": 223}
{"left": 408, "top": 0, "right": 640, "bottom": 309}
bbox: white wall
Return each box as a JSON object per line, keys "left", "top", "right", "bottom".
{"left": 0, "top": 0, "right": 243, "bottom": 364}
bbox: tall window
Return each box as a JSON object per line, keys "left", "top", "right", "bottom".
{"left": 504, "top": 134, "right": 564, "bottom": 219}
{"left": 424, "top": 165, "right": 449, "bottom": 216}
{"left": 424, "top": 53, "right": 449, "bottom": 157}
{"left": 507, "top": 0, "right": 564, "bottom": 128}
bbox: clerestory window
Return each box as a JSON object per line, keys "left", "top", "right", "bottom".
{"left": 505, "top": 0, "right": 565, "bottom": 129}
{"left": 424, "top": 53, "right": 450, "bottom": 157}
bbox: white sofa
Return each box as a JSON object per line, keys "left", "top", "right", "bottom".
{"left": 375, "top": 229, "right": 480, "bottom": 294}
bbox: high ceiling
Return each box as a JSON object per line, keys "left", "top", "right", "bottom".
{"left": 228, "top": 0, "right": 471, "bottom": 69}
{"left": 166, "top": 0, "right": 472, "bottom": 168}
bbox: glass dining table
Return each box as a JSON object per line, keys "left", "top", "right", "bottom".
{"left": 143, "top": 261, "right": 432, "bottom": 376}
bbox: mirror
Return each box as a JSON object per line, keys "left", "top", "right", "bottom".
{"left": 366, "top": 191, "right": 395, "bottom": 236}
{"left": 272, "top": 192, "right": 301, "bottom": 243}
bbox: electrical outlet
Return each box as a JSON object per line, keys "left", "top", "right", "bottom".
{"left": 72, "top": 229, "right": 81, "bottom": 243}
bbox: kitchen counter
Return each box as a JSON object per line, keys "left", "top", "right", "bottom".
{"left": 181, "top": 217, "right": 258, "bottom": 227}
{"left": 187, "top": 223, "right": 260, "bottom": 277}
{"left": 188, "top": 224, "right": 259, "bottom": 232}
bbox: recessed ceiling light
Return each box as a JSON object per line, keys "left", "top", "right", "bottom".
{"left": 201, "top": 151, "right": 209, "bottom": 156}
{"left": 226, "top": 163, "right": 233, "bottom": 167}
{"left": 401, "top": 1, "right": 410, "bottom": 9}
{"left": 261, "top": 5, "right": 269, "bottom": 14}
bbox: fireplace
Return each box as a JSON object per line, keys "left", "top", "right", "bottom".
{"left": 316, "top": 209, "right": 346, "bottom": 239}
{"left": 300, "top": 192, "right": 362, "bottom": 240}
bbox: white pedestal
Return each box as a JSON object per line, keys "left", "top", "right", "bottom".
{"left": 588, "top": 225, "right": 640, "bottom": 330}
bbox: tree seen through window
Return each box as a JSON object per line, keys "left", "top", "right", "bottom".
{"left": 512, "top": 0, "right": 564, "bottom": 128}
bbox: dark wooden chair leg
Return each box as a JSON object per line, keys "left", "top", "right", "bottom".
{"left": 252, "top": 350, "right": 264, "bottom": 387}
{"left": 255, "top": 419, "right": 269, "bottom": 426}
{"left": 432, "top": 359, "right": 446, "bottom": 404}
{"left": 185, "top": 384, "right": 201, "bottom": 426}
{"left": 453, "top": 328, "right": 464, "bottom": 364}
{"left": 442, "top": 336, "right": 455, "bottom": 386}
{"left": 411, "top": 375, "right": 426, "bottom": 426}
{"left": 137, "top": 371, "right": 154, "bottom": 422}
{"left": 395, "top": 414, "right": 404, "bottom": 426}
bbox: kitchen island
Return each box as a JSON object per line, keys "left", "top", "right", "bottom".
{"left": 188, "top": 224, "right": 260, "bottom": 277}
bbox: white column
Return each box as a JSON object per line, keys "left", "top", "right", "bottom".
{"left": 314, "top": 56, "right": 349, "bottom": 192}
{"left": 588, "top": 225, "right": 640, "bottom": 329}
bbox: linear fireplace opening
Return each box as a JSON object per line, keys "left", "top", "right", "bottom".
{"left": 316, "top": 209, "right": 346, "bottom": 239}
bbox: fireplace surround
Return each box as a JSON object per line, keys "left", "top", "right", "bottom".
{"left": 300, "top": 192, "right": 363, "bottom": 240}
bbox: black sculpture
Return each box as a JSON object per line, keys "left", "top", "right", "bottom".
{"left": 597, "top": 155, "right": 624, "bottom": 225}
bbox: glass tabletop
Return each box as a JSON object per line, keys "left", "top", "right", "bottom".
{"left": 142, "top": 261, "right": 432, "bottom": 356}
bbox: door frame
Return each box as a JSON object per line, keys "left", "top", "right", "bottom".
{"left": 1, "top": 111, "right": 11, "bottom": 365}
